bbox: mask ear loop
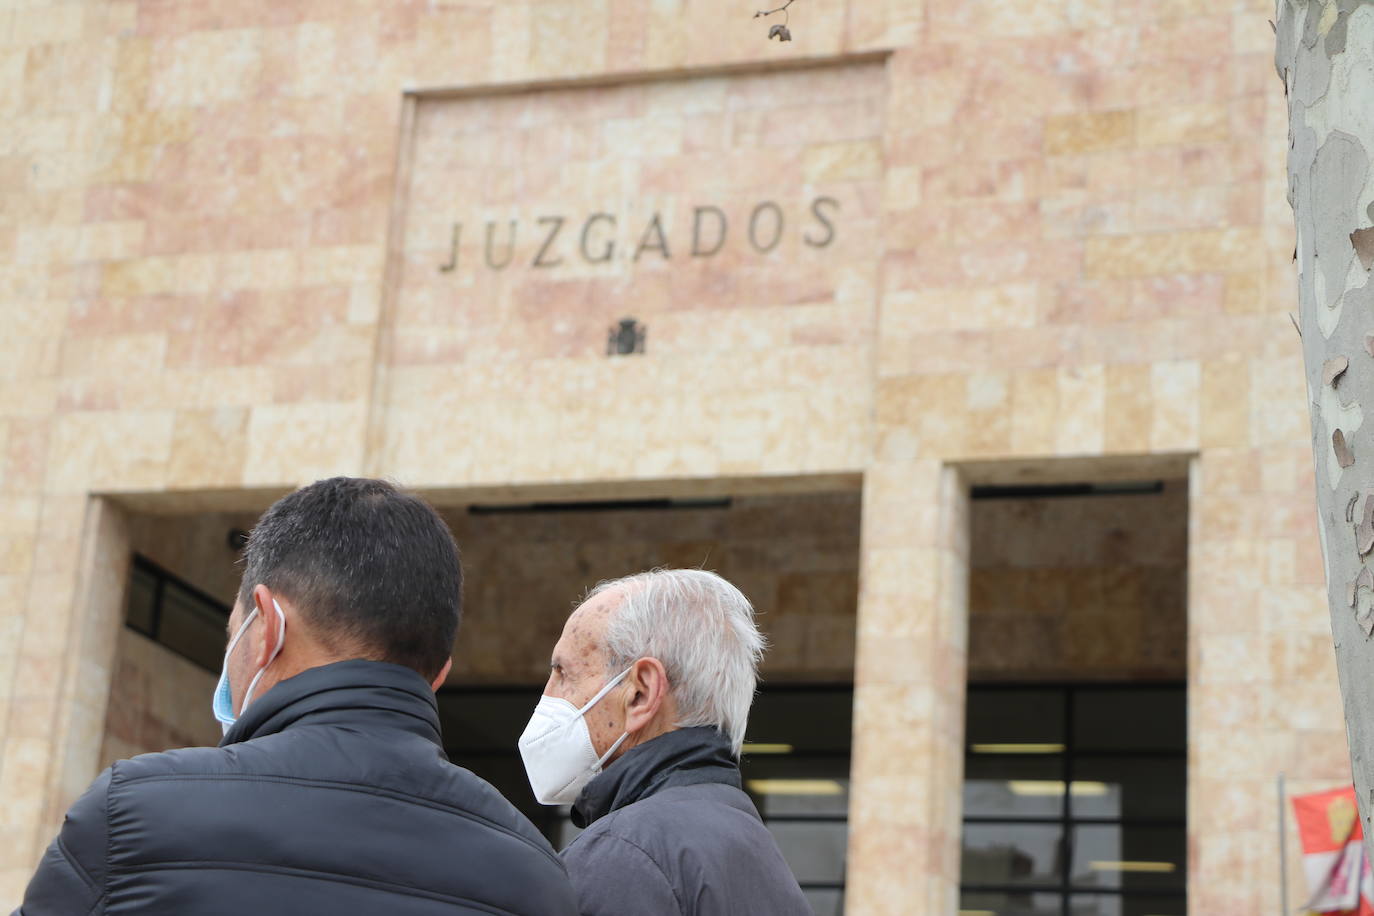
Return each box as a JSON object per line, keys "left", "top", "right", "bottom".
{"left": 594, "top": 731, "right": 630, "bottom": 768}
{"left": 240, "top": 599, "right": 287, "bottom": 714}
{"left": 213, "top": 607, "right": 260, "bottom": 729}
{"left": 575, "top": 665, "right": 634, "bottom": 717}
{"left": 590, "top": 667, "right": 635, "bottom": 767}
{"left": 223, "top": 607, "right": 259, "bottom": 661}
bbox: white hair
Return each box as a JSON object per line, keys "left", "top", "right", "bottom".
{"left": 590, "top": 568, "right": 766, "bottom": 755}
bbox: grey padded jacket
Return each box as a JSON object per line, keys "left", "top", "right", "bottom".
{"left": 561, "top": 726, "right": 811, "bottom": 916}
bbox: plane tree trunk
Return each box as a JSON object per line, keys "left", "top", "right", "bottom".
{"left": 1278, "top": 0, "right": 1374, "bottom": 853}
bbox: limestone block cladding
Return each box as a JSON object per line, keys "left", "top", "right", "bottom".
{"left": 0, "top": 0, "right": 1340, "bottom": 913}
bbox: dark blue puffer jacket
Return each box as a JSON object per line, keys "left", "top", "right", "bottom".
{"left": 15, "top": 660, "right": 578, "bottom": 916}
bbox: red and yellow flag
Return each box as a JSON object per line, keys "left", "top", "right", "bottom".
{"left": 1293, "top": 786, "right": 1374, "bottom": 915}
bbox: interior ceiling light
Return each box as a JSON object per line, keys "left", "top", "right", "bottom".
{"left": 740, "top": 743, "right": 794, "bottom": 754}
{"left": 1007, "top": 780, "right": 1109, "bottom": 797}
{"left": 746, "top": 779, "right": 845, "bottom": 796}
{"left": 1089, "top": 861, "right": 1177, "bottom": 873}
{"left": 971, "top": 743, "right": 1064, "bottom": 754}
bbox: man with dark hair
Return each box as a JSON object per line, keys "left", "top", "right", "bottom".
{"left": 15, "top": 477, "right": 578, "bottom": 916}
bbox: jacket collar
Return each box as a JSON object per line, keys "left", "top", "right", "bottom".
{"left": 571, "top": 726, "right": 741, "bottom": 828}
{"left": 220, "top": 659, "right": 443, "bottom": 748}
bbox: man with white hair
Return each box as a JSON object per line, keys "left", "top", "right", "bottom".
{"left": 518, "top": 568, "right": 810, "bottom": 915}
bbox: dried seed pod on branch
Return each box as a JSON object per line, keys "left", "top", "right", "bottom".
{"left": 754, "top": 0, "right": 796, "bottom": 41}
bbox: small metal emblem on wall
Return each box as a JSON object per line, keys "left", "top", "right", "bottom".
{"left": 607, "top": 318, "right": 646, "bottom": 356}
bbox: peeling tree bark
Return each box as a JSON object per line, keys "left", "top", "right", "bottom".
{"left": 1279, "top": 0, "right": 1374, "bottom": 855}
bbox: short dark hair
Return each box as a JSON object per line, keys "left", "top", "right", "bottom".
{"left": 237, "top": 477, "right": 461, "bottom": 680}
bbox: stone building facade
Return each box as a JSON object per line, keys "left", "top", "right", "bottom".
{"left": 0, "top": 0, "right": 1341, "bottom": 913}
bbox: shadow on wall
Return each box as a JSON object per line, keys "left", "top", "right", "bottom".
{"left": 968, "top": 479, "right": 1188, "bottom": 682}
{"left": 441, "top": 491, "right": 861, "bottom": 685}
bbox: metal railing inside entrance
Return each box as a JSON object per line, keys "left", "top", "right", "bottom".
{"left": 124, "top": 554, "right": 232, "bottom": 673}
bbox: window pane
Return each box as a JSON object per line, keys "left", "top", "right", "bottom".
{"left": 157, "top": 582, "right": 229, "bottom": 672}
{"left": 1068, "top": 896, "right": 1119, "bottom": 916}
{"left": 964, "top": 755, "right": 1065, "bottom": 819}
{"left": 960, "top": 890, "right": 1061, "bottom": 916}
{"left": 1073, "top": 689, "right": 1184, "bottom": 752}
{"left": 744, "top": 757, "right": 851, "bottom": 817}
{"left": 747, "top": 690, "right": 853, "bottom": 754}
{"left": 962, "top": 686, "right": 1187, "bottom": 913}
{"left": 164, "top": 580, "right": 229, "bottom": 628}
{"left": 1070, "top": 825, "right": 1185, "bottom": 891}
{"left": 962, "top": 823, "right": 1063, "bottom": 887}
{"left": 1070, "top": 756, "right": 1185, "bottom": 821}
{"left": 768, "top": 820, "right": 848, "bottom": 884}
{"left": 967, "top": 689, "right": 1065, "bottom": 747}
{"left": 1067, "top": 894, "right": 1186, "bottom": 916}
{"left": 125, "top": 566, "right": 158, "bottom": 635}
{"left": 441, "top": 690, "right": 543, "bottom": 753}
{"left": 803, "top": 888, "right": 844, "bottom": 916}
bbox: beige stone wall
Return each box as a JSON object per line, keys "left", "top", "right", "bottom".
{"left": 92, "top": 511, "right": 247, "bottom": 772}
{"left": 376, "top": 63, "right": 879, "bottom": 485}
{"left": 851, "top": 464, "right": 969, "bottom": 914}
{"left": 968, "top": 482, "right": 1188, "bottom": 682}
{"left": 444, "top": 492, "right": 861, "bottom": 683}
{"left": 126, "top": 510, "right": 257, "bottom": 605}
{"left": 109, "top": 491, "right": 861, "bottom": 679}
{"left": 0, "top": 0, "right": 1345, "bottom": 912}
{"left": 99, "top": 628, "right": 219, "bottom": 766}
{"left": 854, "top": 2, "right": 1339, "bottom": 910}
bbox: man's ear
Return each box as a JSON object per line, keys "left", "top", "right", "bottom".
{"left": 623, "top": 657, "right": 669, "bottom": 735}
{"left": 430, "top": 657, "right": 452, "bottom": 692}
{"left": 250, "top": 584, "right": 284, "bottom": 668}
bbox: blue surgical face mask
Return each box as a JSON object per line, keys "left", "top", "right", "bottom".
{"left": 213, "top": 599, "right": 286, "bottom": 735}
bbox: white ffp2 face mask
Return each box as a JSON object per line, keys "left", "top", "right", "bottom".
{"left": 518, "top": 667, "right": 633, "bottom": 805}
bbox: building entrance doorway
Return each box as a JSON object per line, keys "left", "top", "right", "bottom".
{"left": 101, "top": 482, "right": 862, "bottom": 916}
{"left": 958, "top": 477, "right": 1189, "bottom": 916}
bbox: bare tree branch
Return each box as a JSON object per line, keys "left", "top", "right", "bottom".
{"left": 753, "top": 0, "right": 796, "bottom": 18}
